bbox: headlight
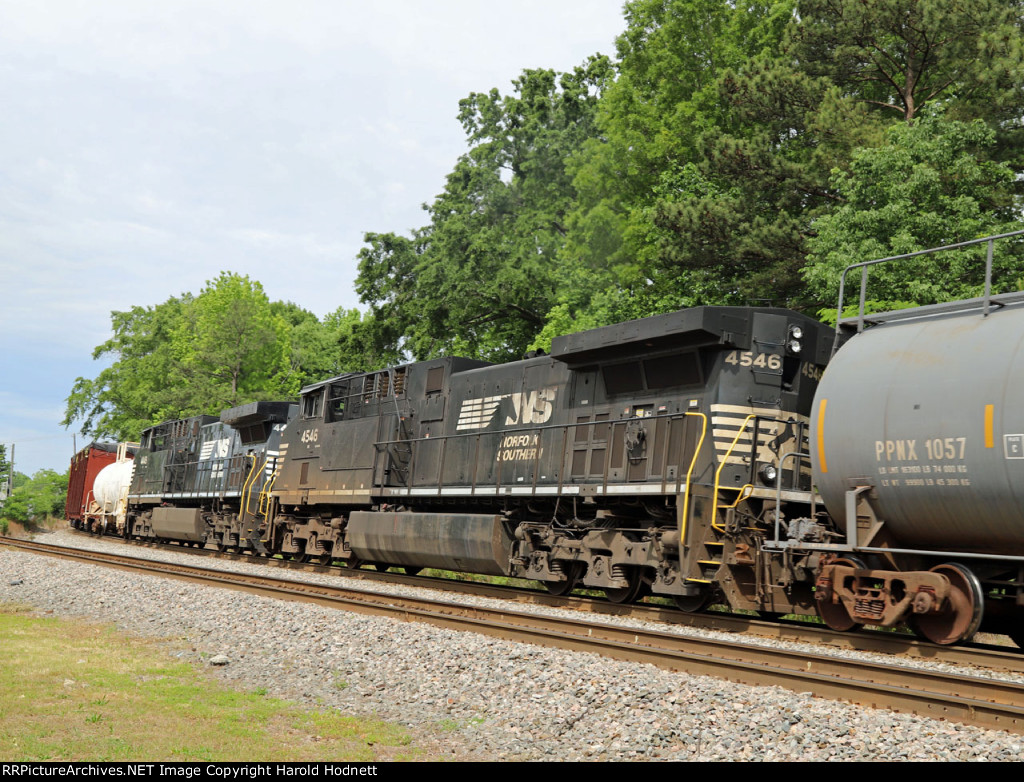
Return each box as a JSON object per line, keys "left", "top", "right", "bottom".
{"left": 758, "top": 464, "right": 778, "bottom": 485}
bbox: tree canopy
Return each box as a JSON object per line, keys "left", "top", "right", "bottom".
{"left": 63, "top": 274, "right": 380, "bottom": 441}
{"left": 0, "top": 469, "right": 68, "bottom": 524}
{"left": 356, "top": 58, "right": 614, "bottom": 362}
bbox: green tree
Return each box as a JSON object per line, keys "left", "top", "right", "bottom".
{"left": 804, "top": 116, "right": 1024, "bottom": 308}
{"left": 357, "top": 58, "right": 614, "bottom": 361}
{"left": 175, "top": 272, "right": 293, "bottom": 410}
{"left": 63, "top": 294, "right": 195, "bottom": 440}
{"left": 566, "top": 0, "right": 793, "bottom": 274}
{"left": 564, "top": 0, "right": 1024, "bottom": 318}
{"left": 64, "top": 274, "right": 382, "bottom": 441}
{"left": 788, "top": 0, "right": 1024, "bottom": 126}
{"left": 1, "top": 469, "right": 68, "bottom": 524}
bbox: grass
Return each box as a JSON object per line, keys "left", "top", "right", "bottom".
{"left": 0, "top": 604, "right": 419, "bottom": 762}
{"left": 417, "top": 568, "right": 541, "bottom": 588}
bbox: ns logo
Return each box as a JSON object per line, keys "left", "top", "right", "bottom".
{"left": 505, "top": 388, "right": 555, "bottom": 425}
{"left": 456, "top": 387, "right": 557, "bottom": 431}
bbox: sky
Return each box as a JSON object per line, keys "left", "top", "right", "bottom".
{"left": 0, "top": 0, "right": 627, "bottom": 476}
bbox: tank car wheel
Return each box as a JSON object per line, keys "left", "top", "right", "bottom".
{"left": 816, "top": 557, "right": 866, "bottom": 632}
{"left": 911, "top": 563, "right": 984, "bottom": 646}
{"left": 605, "top": 566, "right": 645, "bottom": 604}
{"left": 674, "top": 591, "right": 713, "bottom": 613}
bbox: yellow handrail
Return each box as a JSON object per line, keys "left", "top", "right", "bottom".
{"left": 259, "top": 465, "right": 281, "bottom": 518}
{"left": 678, "top": 412, "right": 708, "bottom": 553}
{"left": 247, "top": 458, "right": 269, "bottom": 516}
{"left": 711, "top": 413, "right": 757, "bottom": 532}
{"left": 239, "top": 455, "right": 259, "bottom": 520}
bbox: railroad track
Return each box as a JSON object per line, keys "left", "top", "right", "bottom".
{"left": 4, "top": 535, "right": 1024, "bottom": 735}
{"left": 78, "top": 529, "right": 1024, "bottom": 673}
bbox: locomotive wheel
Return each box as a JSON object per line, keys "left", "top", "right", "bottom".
{"left": 910, "top": 563, "right": 984, "bottom": 646}
{"left": 674, "top": 591, "right": 713, "bottom": 613}
{"left": 545, "top": 563, "right": 582, "bottom": 597}
{"left": 605, "top": 566, "right": 644, "bottom": 604}
{"left": 816, "top": 557, "right": 865, "bottom": 632}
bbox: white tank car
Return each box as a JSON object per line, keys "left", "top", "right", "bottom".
{"left": 88, "top": 458, "right": 136, "bottom": 534}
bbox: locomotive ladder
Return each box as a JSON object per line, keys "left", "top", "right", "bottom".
{"left": 380, "top": 367, "right": 413, "bottom": 487}
{"left": 685, "top": 412, "right": 778, "bottom": 588}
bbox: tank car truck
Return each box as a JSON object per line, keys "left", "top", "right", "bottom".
{"left": 126, "top": 401, "right": 296, "bottom": 551}
{"left": 268, "top": 306, "right": 835, "bottom": 615}
{"left": 808, "top": 230, "right": 1024, "bottom": 646}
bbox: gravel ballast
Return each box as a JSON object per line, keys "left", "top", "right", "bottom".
{"left": 2, "top": 530, "right": 1022, "bottom": 761}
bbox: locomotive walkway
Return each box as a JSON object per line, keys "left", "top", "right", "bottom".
{"left": 4, "top": 535, "right": 1024, "bottom": 735}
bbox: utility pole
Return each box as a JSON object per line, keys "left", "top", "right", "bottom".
{"left": 0, "top": 443, "right": 10, "bottom": 506}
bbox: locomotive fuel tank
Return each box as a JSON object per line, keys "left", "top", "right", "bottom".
{"left": 346, "top": 511, "right": 514, "bottom": 576}
{"left": 812, "top": 302, "right": 1024, "bottom": 555}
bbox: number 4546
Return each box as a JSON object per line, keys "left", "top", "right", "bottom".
{"left": 725, "top": 350, "right": 782, "bottom": 370}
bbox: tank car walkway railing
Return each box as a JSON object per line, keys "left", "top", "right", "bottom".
{"left": 834, "top": 229, "right": 1024, "bottom": 352}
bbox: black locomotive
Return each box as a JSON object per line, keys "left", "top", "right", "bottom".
{"left": 126, "top": 305, "right": 834, "bottom": 616}
{"left": 128, "top": 402, "right": 295, "bottom": 551}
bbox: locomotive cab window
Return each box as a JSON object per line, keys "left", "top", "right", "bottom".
{"left": 326, "top": 382, "right": 349, "bottom": 423}
{"left": 302, "top": 389, "right": 324, "bottom": 419}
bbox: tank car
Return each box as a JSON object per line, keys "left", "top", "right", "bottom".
{"left": 67, "top": 441, "right": 136, "bottom": 533}
{"left": 267, "top": 306, "right": 835, "bottom": 613}
{"left": 807, "top": 230, "right": 1024, "bottom": 646}
{"left": 126, "top": 401, "right": 296, "bottom": 551}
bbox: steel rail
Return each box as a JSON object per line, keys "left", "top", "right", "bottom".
{"left": 61, "top": 530, "right": 1024, "bottom": 672}
{"left": 4, "top": 537, "right": 1024, "bottom": 735}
